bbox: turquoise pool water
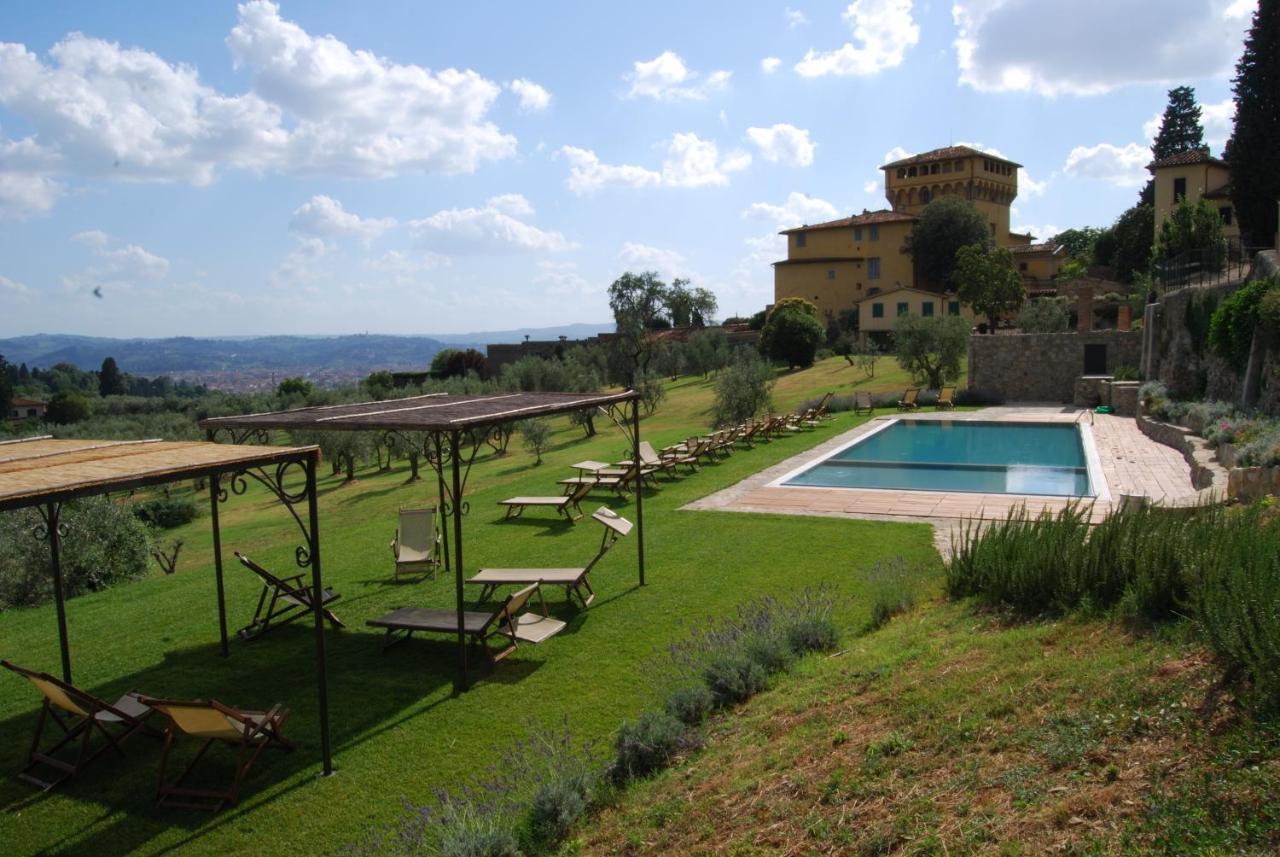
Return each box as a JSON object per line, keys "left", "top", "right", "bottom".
{"left": 783, "top": 420, "right": 1092, "bottom": 496}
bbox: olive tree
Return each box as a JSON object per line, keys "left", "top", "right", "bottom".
{"left": 893, "top": 314, "right": 970, "bottom": 390}
{"left": 712, "top": 348, "right": 776, "bottom": 426}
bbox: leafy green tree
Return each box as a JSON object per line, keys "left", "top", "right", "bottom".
{"left": 635, "top": 369, "right": 666, "bottom": 415}
{"left": 685, "top": 328, "right": 730, "bottom": 378}
{"left": 1226, "top": 0, "right": 1280, "bottom": 245}
{"left": 0, "top": 354, "right": 12, "bottom": 419}
{"left": 518, "top": 417, "right": 552, "bottom": 465}
{"left": 45, "top": 391, "right": 92, "bottom": 424}
{"left": 953, "top": 245, "right": 1024, "bottom": 332}
{"left": 904, "top": 196, "right": 991, "bottom": 289}
{"left": 1016, "top": 298, "right": 1070, "bottom": 333}
{"left": 441, "top": 348, "right": 488, "bottom": 379}
{"left": 608, "top": 271, "right": 671, "bottom": 385}
{"left": 364, "top": 370, "right": 395, "bottom": 399}
{"left": 277, "top": 376, "right": 313, "bottom": 398}
{"left": 760, "top": 298, "right": 824, "bottom": 369}
{"left": 893, "top": 315, "right": 969, "bottom": 390}
{"left": 1110, "top": 203, "right": 1155, "bottom": 283}
{"left": 652, "top": 340, "right": 687, "bottom": 380}
{"left": 98, "top": 356, "right": 126, "bottom": 397}
{"left": 429, "top": 348, "right": 460, "bottom": 375}
{"left": 1154, "top": 197, "right": 1227, "bottom": 270}
{"left": 665, "top": 279, "right": 718, "bottom": 327}
{"left": 1051, "top": 227, "right": 1103, "bottom": 261}
{"left": 712, "top": 347, "right": 775, "bottom": 426}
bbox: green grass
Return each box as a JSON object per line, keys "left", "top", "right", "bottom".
{"left": 0, "top": 357, "right": 942, "bottom": 855}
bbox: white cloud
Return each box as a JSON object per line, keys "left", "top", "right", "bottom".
{"left": 289, "top": 195, "right": 395, "bottom": 241}
{"left": 794, "top": 0, "right": 920, "bottom": 77}
{"left": 786, "top": 7, "right": 810, "bottom": 27}
{"left": 561, "top": 133, "right": 747, "bottom": 193}
{"left": 743, "top": 191, "right": 840, "bottom": 227}
{"left": 73, "top": 229, "right": 110, "bottom": 248}
{"left": 271, "top": 235, "right": 328, "bottom": 290}
{"left": 508, "top": 78, "right": 551, "bottom": 112}
{"left": 62, "top": 231, "right": 171, "bottom": 295}
{"left": 954, "top": 0, "right": 1250, "bottom": 96}
{"left": 101, "top": 244, "right": 170, "bottom": 280}
{"left": 761, "top": 56, "right": 783, "bottom": 74}
{"left": 863, "top": 180, "right": 880, "bottom": 194}
{"left": 625, "top": 51, "right": 731, "bottom": 100}
{"left": 559, "top": 145, "right": 662, "bottom": 193}
{"left": 954, "top": 140, "right": 1049, "bottom": 197}
{"left": 618, "top": 242, "right": 687, "bottom": 279}
{"left": 409, "top": 197, "right": 576, "bottom": 254}
{"left": 0, "top": 1, "right": 517, "bottom": 215}
{"left": 746, "top": 123, "right": 815, "bottom": 167}
{"left": 532, "top": 259, "right": 591, "bottom": 299}
{"left": 1063, "top": 142, "right": 1150, "bottom": 187}
{"left": 1011, "top": 224, "right": 1062, "bottom": 242}
{"left": 881, "top": 146, "right": 911, "bottom": 165}
{"left": 1144, "top": 97, "right": 1236, "bottom": 150}
{"left": 0, "top": 274, "right": 30, "bottom": 295}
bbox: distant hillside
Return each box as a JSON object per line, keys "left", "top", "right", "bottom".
{"left": 0, "top": 334, "right": 458, "bottom": 374}
{"left": 431, "top": 322, "right": 614, "bottom": 345}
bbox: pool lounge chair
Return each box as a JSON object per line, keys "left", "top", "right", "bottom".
{"left": 854, "top": 391, "right": 875, "bottom": 416}
{"left": 391, "top": 506, "right": 441, "bottom": 580}
{"left": 615, "top": 441, "right": 683, "bottom": 480}
{"left": 366, "top": 582, "right": 566, "bottom": 664}
{"left": 468, "top": 508, "right": 633, "bottom": 608}
{"left": 936, "top": 386, "right": 956, "bottom": 410}
{"left": 234, "top": 552, "right": 344, "bottom": 640}
{"left": 897, "top": 388, "right": 920, "bottom": 411}
{"left": 1, "top": 660, "right": 160, "bottom": 791}
{"left": 138, "top": 696, "right": 293, "bottom": 812}
{"left": 499, "top": 480, "right": 593, "bottom": 523}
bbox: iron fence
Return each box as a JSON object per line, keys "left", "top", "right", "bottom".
{"left": 1155, "top": 237, "right": 1265, "bottom": 294}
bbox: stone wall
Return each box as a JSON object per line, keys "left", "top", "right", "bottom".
{"left": 968, "top": 331, "right": 1142, "bottom": 403}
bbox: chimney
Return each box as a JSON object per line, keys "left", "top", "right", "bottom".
{"left": 1076, "top": 286, "right": 1094, "bottom": 333}
{"left": 1117, "top": 303, "right": 1132, "bottom": 332}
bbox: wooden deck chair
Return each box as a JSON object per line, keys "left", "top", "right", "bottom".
{"left": 813, "top": 391, "right": 836, "bottom": 421}
{"left": 659, "top": 441, "right": 701, "bottom": 472}
{"left": 1, "top": 660, "right": 160, "bottom": 791}
{"left": 366, "top": 582, "right": 566, "bottom": 665}
{"left": 499, "top": 479, "right": 593, "bottom": 523}
{"left": 616, "top": 441, "right": 682, "bottom": 480}
{"left": 234, "top": 552, "right": 344, "bottom": 641}
{"left": 468, "top": 508, "right": 633, "bottom": 608}
{"left": 138, "top": 697, "right": 293, "bottom": 812}
{"left": 936, "top": 386, "right": 956, "bottom": 410}
{"left": 391, "top": 506, "right": 441, "bottom": 579}
{"left": 854, "top": 390, "right": 875, "bottom": 416}
{"left": 897, "top": 388, "right": 920, "bottom": 411}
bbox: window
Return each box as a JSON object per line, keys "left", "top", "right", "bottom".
{"left": 897, "top": 302, "right": 909, "bottom": 317}
{"left": 921, "top": 189, "right": 931, "bottom": 203}
{"left": 942, "top": 162, "right": 951, "bottom": 174}
{"left": 827, "top": 269, "right": 836, "bottom": 280}
{"left": 869, "top": 224, "right": 879, "bottom": 240}
{"left": 872, "top": 303, "right": 884, "bottom": 318}
{"left": 853, "top": 226, "right": 863, "bottom": 241}
{"left": 795, "top": 232, "right": 806, "bottom": 248}
{"left": 868, "top": 257, "right": 881, "bottom": 279}
{"left": 948, "top": 301, "right": 961, "bottom": 316}
{"left": 930, "top": 163, "right": 939, "bottom": 174}
{"left": 1019, "top": 262, "right": 1028, "bottom": 271}
{"left": 1220, "top": 206, "right": 1233, "bottom": 225}
{"left": 1173, "top": 177, "right": 1186, "bottom": 201}
{"left": 922, "top": 301, "right": 934, "bottom": 317}
{"left": 990, "top": 223, "right": 996, "bottom": 236}
{"left": 954, "top": 160, "right": 964, "bottom": 171}
{"left": 908, "top": 166, "right": 918, "bottom": 177}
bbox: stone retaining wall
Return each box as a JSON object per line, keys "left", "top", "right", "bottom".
{"left": 968, "top": 331, "right": 1142, "bottom": 402}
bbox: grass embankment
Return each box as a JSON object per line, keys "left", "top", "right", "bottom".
{"left": 0, "top": 357, "right": 936, "bottom": 856}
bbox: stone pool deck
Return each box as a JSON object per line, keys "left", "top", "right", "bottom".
{"left": 685, "top": 408, "right": 1208, "bottom": 552}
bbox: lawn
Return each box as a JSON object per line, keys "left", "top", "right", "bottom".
{"left": 0, "top": 357, "right": 943, "bottom": 855}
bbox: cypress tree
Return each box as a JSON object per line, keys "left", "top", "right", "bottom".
{"left": 1226, "top": 0, "right": 1279, "bottom": 245}
{"left": 1140, "top": 85, "right": 1208, "bottom": 204}
{"left": 98, "top": 356, "right": 125, "bottom": 397}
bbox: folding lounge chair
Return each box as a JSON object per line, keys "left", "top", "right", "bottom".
{"left": 391, "top": 506, "right": 441, "bottom": 579}
{"left": 897, "top": 388, "right": 920, "bottom": 411}
{"left": 366, "top": 582, "right": 566, "bottom": 665}
{"left": 813, "top": 391, "right": 836, "bottom": 421}
{"left": 234, "top": 552, "right": 344, "bottom": 640}
{"left": 936, "top": 386, "right": 956, "bottom": 410}
{"left": 1, "top": 660, "right": 160, "bottom": 791}
{"left": 615, "top": 441, "right": 682, "bottom": 480}
{"left": 499, "top": 479, "right": 593, "bottom": 523}
{"left": 854, "top": 390, "right": 875, "bottom": 416}
{"left": 468, "top": 508, "right": 633, "bottom": 608}
{"left": 659, "top": 440, "right": 701, "bottom": 472}
{"left": 138, "top": 696, "right": 293, "bottom": 812}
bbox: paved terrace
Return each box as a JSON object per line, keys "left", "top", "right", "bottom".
{"left": 686, "top": 407, "right": 1207, "bottom": 554}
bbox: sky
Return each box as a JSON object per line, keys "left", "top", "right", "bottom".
{"left": 0, "top": 0, "right": 1256, "bottom": 338}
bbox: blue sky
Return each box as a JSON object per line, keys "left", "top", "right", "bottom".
{"left": 0, "top": 0, "right": 1254, "bottom": 337}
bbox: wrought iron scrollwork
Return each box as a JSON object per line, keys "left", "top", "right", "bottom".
{"left": 601, "top": 401, "right": 638, "bottom": 449}
{"left": 208, "top": 426, "right": 271, "bottom": 446}
{"left": 32, "top": 504, "right": 67, "bottom": 543}
{"left": 218, "top": 460, "right": 315, "bottom": 568}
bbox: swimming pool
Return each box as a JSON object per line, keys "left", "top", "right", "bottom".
{"left": 779, "top": 420, "right": 1098, "bottom": 497}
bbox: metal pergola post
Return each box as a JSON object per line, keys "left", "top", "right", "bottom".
{"left": 209, "top": 472, "right": 230, "bottom": 657}
{"left": 435, "top": 434, "right": 450, "bottom": 575}
{"left": 306, "top": 457, "right": 334, "bottom": 776}
{"left": 47, "top": 502, "right": 72, "bottom": 684}
{"left": 632, "top": 397, "right": 645, "bottom": 586}
{"left": 450, "top": 430, "right": 468, "bottom": 690}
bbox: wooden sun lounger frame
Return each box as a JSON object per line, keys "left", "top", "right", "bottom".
{"left": 467, "top": 508, "right": 633, "bottom": 609}
{"left": 1, "top": 660, "right": 160, "bottom": 791}
{"left": 138, "top": 696, "right": 293, "bottom": 812}
{"left": 499, "top": 479, "right": 593, "bottom": 522}
{"left": 854, "top": 390, "right": 875, "bottom": 415}
{"left": 897, "top": 388, "right": 920, "bottom": 411}
{"left": 234, "top": 552, "right": 345, "bottom": 640}
{"left": 936, "top": 385, "right": 956, "bottom": 410}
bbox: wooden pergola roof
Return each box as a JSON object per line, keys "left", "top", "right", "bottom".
{"left": 198, "top": 391, "right": 638, "bottom": 434}
{"left": 0, "top": 436, "right": 320, "bottom": 512}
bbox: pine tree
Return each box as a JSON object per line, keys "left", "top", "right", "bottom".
{"left": 98, "top": 356, "right": 125, "bottom": 397}
{"left": 1226, "top": 0, "right": 1280, "bottom": 245}
{"left": 1140, "top": 86, "right": 1208, "bottom": 204}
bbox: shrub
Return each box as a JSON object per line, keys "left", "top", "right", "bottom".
{"left": 523, "top": 730, "right": 600, "bottom": 847}
{"left": 703, "top": 654, "right": 769, "bottom": 707}
{"left": 1208, "top": 278, "right": 1275, "bottom": 371}
{"left": 862, "top": 557, "right": 928, "bottom": 633}
{"left": 712, "top": 347, "right": 775, "bottom": 426}
{"left": 760, "top": 298, "right": 824, "bottom": 368}
{"left": 132, "top": 496, "right": 198, "bottom": 529}
{"left": 634, "top": 369, "right": 666, "bottom": 415}
{"left": 517, "top": 418, "right": 552, "bottom": 465}
{"left": 1111, "top": 364, "right": 1140, "bottom": 382}
{"left": 664, "top": 684, "right": 716, "bottom": 726}
{"left": 611, "top": 711, "right": 697, "bottom": 783}
{"left": 1015, "top": 298, "right": 1069, "bottom": 333}
{"left": 0, "top": 497, "right": 153, "bottom": 609}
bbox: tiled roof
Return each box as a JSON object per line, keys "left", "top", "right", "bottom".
{"left": 779, "top": 209, "right": 916, "bottom": 234}
{"left": 1203, "top": 185, "right": 1232, "bottom": 200}
{"left": 881, "top": 145, "right": 1022, "bottom": 170}
{"left": 1009, "top": 242, "right": 1063, "bottom": 255}
{"left": 10, "top": 398, "right": 46, "bottom": 407}
{"left": 1147, "top": 149, "right": 1228, "bottom": 170}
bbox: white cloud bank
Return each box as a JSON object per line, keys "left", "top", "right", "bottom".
{"left": 625, "top": 51, "right": 731, "bottom": 100}
{"left": 1063, "top": 142, "right": 1150, "bottom": 187}
{"left": 289, "top": 196, "right": 395, "bottom": 241}
{"left": 795, "top": 0, "right": 920, "bottom": 78}
{"left": 409, "top": 194, "right": 576, "bottom": 254}
{"left": 507, "top": 78, "right": 551, "bottom": 112}
{"left": 746, "top": 124, "right": 815, "bottom": 167}
{"left": 743, "top": 192, "right": 840, "bottom": 228}
{"left": 560, "top": 133, "right": 749, "bottom": 193}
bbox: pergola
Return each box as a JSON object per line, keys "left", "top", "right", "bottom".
{"left": 199, "top": 390, "right": 646, "bottom": 688}
{"left": 0, "top": 435, "right": 334, "bottom": 775}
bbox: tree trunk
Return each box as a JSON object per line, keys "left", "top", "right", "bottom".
{"left": 407, "top": 453, "right": 421, "bottom": 483}
{"left": 1242, "top": 327, "right": 1267, "bottom": 409}
{"left": 343, "top": 453, "right": 355, "bottom": 482}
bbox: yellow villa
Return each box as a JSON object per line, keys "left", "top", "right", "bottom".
{"left": 853, "top": 285, "right": 975, "bottom": 346}
{"left": 773, "top": 144, "right": 1060, "bottom": 326}
{"left": 1146, "top": 150, "right": 1238, "bottom": 242}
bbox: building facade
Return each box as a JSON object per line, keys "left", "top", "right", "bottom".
{"left": 7, "top": 397, "right": 46, "bottom": 421}
{"left": 1147, "top": 150, "right": 1239, "bottom": 242}
{"left": 854, "top": 285, "right": 975, "bottom": 345}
